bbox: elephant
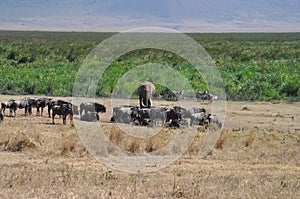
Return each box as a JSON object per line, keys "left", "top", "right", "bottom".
{"left": 138, "top": 82, "right": 155, "bottom": 108}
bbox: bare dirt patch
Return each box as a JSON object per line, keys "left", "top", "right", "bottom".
{"left": 0, "top": 95, "right": 300, "bottom": 198}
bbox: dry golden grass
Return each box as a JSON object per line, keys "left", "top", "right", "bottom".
{"left": 0, "top": 95, "right": 300, "bottom": 198}
{"left": 245, "top": 128, "right": 255, "bottom": 147}
{"left": 104, "top": 122, "right": 179, "bottom": 154}
{"left": 3, "top": 132, "right": 36, "bottom": 152}
{"left": 215, "top": 129, "right": 228, "bottom": 150}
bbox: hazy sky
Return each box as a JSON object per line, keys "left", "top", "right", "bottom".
{"left": 0, "top": 0, "right": 299, "bottom": 32}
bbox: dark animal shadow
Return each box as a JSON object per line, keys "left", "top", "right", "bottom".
{"left": 45, "top": 122, "right": 55, "bottom": 125}
{"left": 79, "top": 120, "right": 98, "bottom": 123}
{"left": 45, "top": 122, "right": 67, "bottom": 126}
{"left": 4, "top": 115, "right": 15, "bottom": 118}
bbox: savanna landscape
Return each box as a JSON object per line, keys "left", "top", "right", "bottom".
{"left": 0, "top": 31, "right": 300, "bottom": 198}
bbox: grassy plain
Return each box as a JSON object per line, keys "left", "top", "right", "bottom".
{"left": 0, "top": 31, "right": 299, "bottom": 100}
{"left": 0, "top": 31, "right": 299, "bottom": 198}
{"left": 0, "top": 95, "right": 299, "bottom": 198}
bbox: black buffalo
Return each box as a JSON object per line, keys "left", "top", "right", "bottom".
{"left": 190, "top": 112, "right": 209, "bottom": 126}
{"left": 15, "top": 98, "right": 32, "bottom": 116}
{"left": 166, "top": 90, "right": 184, "bottom": 101}
{"left": 149, "top": 107, "right": 167, "bottom": 126}
{"left": 165, "top": 108, "right": 182, "bottom": 127}
{"left": 207, "top": 114, "right": 222, "bottom": 128}
{"left": 48, "top": 100, "right": 78, "bottom": 117}
{"left": 131, "top": 107, "right": 151, "bottom": 126}
{"left": 29, "top": 97, "right": 52, "bottom": 116}
{"left": 79, "top": 102, "right": 106, "bottom": 117}
{"left": 181, "top": 107, "right": 206, "bottom": 119}
{"left": 165, "top": 106, "right": 190, "bottom": 127}
{"left": 1, "top": 100, "right": 17, "bottom": 117}
{"left": 113, "top": 106, "right": 136, "bottom": 124}
{"left": 52, "top": 104, "right": 75, "bottom": 125}
{"left": 112, "top": 106, "right": 150, "bottom": 126}
{"left": 196, "top": 91, "right": 208, "bottom": 102}
{"left": 196, "top": 91, "right": 217, "bottom": 103}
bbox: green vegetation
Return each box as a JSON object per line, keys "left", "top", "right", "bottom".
{"left": 0, "top": 31, "right": 299, "bottom": 100}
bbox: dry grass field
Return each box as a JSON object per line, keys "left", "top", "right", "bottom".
{"left": 0, "top": 95, "right": 300, "bottom": 198}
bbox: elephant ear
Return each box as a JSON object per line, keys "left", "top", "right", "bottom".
{"left": 147, "top": 82, "right": 155, "bottom": 95}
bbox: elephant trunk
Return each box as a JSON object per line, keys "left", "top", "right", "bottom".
{"left": 144, "top": 90, "right": 152, "bottom": 108}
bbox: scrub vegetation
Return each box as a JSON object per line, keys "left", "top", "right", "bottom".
{"left": 0, "top": 31, "right": 299, "bottom": 100}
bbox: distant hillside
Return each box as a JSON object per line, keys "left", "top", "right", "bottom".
{"left": 0, "top": 0, "right": 299, "bottom": 31}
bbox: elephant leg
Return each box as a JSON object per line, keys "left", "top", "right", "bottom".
{"left": 139, "top": 96, "right": 143, "bottom": 108}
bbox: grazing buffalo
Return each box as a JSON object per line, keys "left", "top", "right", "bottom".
{"left": 112, "top": 106, "right": 152, "bottom": 126}
{"left": 79, "top": 102, "right": 106, "bottom": 117}
{"left": 149, "top": 107, "right": 167, "bottom": 126}
{"left": 166, "top": 90, "right": 184, "bottom": 101}
{"left": 15, "top": 98, "right": 32, "bottom": 116}
{"left": 196, "top": 91, "right": 208, "bottom": 102}
{"left": 190, "top": 112, "right": 209, "bottom": 126}
{"left": 182, "top": 107, "right": 206, "bottom": 119}
{"left": 207, "top": 114, "right": 222, "bottom": 128}
{"left": 52, "top": 104, "right": 75, "bottom": 125}
{"left": 196, "top": 91, "right": 217, "bottom": 103}
{"left": 166, "top": 108, "right": 183, "bottom": 127}
{"left": 165, "top": 106, "right": 191, "bottom": 127}
{"left": 30, "top": 97, "right": 52, "bottom": 116}
{"left": 132, "top": 108, "right": 151, "bottom": 126}
{"left": 189, "top": 113, "right": 222, "bottom": 128}
{"left": 207, "top": 94, "right": 218, "bottom": 102}
{"left": 1, "top": 100, "right": 17, "bottom": 117}
{"left": 112, "top": 106, "right": 136, "bottom": 124}
{"left": 48, "top": 100, "right": 78, "bottom": 117}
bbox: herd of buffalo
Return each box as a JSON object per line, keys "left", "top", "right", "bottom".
{"left": 0, "top": 95, "right": 221, "bottom": 128}
{"left": 0, "top": 81, "right": 220, "bottom": 128}
{"left": 0, "top": 97, "right": 106, "bottom": 125}
{"left": 112, "top": 105, "right": 222, "bottom": 128}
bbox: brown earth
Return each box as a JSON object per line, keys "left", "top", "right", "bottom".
{"left": 0, "top": 95, "right": 299, "bottom": 198}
